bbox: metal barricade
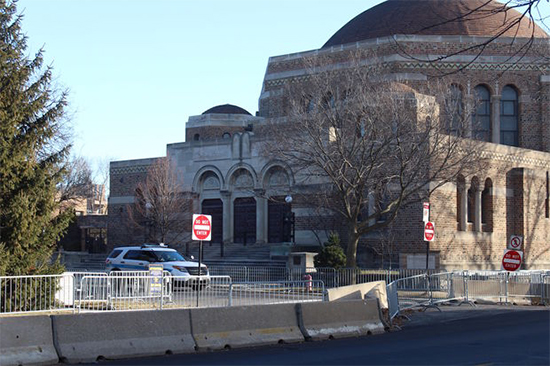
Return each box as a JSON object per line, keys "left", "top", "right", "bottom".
{"left": 463, "top": 271, "right": 507, "bottom": 303}
{"left": 543, "top": 274, "right": 550, "bottom": 306}
{"left": 507, "top": 271, "right": 547, "bottom": 304}
{"left": 79, "top": 273, "right": 173, "bottom": 312}
{"left": 386, "top": 281, "right": 399, "bottom": 320}
{"left": 167, "top": 275, "right": 232, "bottom": 309}
{"left": 228, "top": 280, "right": 325, "bottom": 307}
{"left": 0, "top": 274, "right": 74, "bottom": 314}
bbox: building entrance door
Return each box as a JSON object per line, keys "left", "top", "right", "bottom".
{"left": 234, "top": 197, "right": 256, "bottom": 244}
{"left": 268, "top": 198, "right": 291, "bottom": 243}
{"left": 201, "top": 199, "right": 223, "bottom": 244}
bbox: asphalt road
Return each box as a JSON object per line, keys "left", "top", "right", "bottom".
{"left": 93, "top": 305, "right": 549, "bottom": 366}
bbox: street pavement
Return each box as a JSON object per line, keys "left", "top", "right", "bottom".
{"left": 92, "top": 304, "right": 549, "bottom": 366}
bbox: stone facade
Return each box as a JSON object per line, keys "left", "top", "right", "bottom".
{"left": 108, "top": 0, "right": 549, "bottom": 269}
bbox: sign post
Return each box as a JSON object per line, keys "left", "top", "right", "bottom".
{"left": 192, "top": 214, "right": 212, "bottom": 306}
{"left": 422, "top": 202, "right": 430, "bottom": 272}
{"left": 423, "top": 220, "right": 435, "bottom": 272}
{"left": 502, "top": 249, "right": 523, "bottom": 272}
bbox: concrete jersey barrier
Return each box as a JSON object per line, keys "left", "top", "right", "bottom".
{"left": 190, "top": 303, "right": 304, "bottom": 351}
{"left": 298, "top": 299, "right": 385, "bottom": 341}
{"left": 51, "top": 309, "right": 195, "bottom": 363}
{"left": 326, "top": 281, "right": 388, "bottom": 308}
{"left": 0, "top": 316, "right": 59, "bottom": 366}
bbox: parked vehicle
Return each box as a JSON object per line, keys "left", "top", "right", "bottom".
{"left": 105, "top": 244, "right": 209, "bottom": 289}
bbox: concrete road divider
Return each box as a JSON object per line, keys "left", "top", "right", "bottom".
{"left": 0, "top": 316, "right": 59, "bottom": 366}
{"left": 51, "top": 309, "right": 195, "bottom": 363}
{"left": 298, "top": 299, "right": 385, "bottom": 341}
{"left": 326, "top": 281, "right": 388, "bottom": 308}
{"left": 190, "top": 303, "right": 304, "bottom": 351}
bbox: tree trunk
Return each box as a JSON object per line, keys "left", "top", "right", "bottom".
{"left": 346, "top": 226, "right": 360, "bottom": 285}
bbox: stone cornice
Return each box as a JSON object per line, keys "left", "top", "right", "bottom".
{"left": 265, "top": 61, "right": 549, "bottom": 88}
{"left": 111, "top": 165, "right": 150, "bottom": 175}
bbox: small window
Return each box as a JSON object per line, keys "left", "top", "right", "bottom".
{"left": 193, "top": 133, "right": 200, "bottom": 141}
{"left": 222, "top": 132, "right": 231, "bottom": 139}
{"left": 108, "top": 249, "right": 123, "bottom": 259}
{"left": 139, "top": 251, "right": 157, "bottom": 262}
{"left": 293, "top": 256, "right": 302, "bottom": 265}
{"left": 123, "top": 250, "right": 142, "bottom": 260}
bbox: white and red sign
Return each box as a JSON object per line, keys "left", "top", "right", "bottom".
{"left": 423, "top": 202, "right": 430, "bottom": 223}
{"left": 502, "top": 249, "right": 523, "bottom": 272}
{"left": 507, "top": 235, "right": 523, "bottom": 250}
{"left": 192, "top": 214, "right": 212, "bottom": 241}
{"left": 424, "top": 221, "right": 435, "bottom": 242}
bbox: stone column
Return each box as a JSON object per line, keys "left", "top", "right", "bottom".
{"left": 491, "top": 95, "right": 501, "bottom": 144}
{"left": 255, "top": 190, "right": 267, "bottom": 244}
{"left": 221, "top": 191, "right": 232, "bottom": 243}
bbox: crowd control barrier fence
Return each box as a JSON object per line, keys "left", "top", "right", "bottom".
{"left": 2, "top": 268, "right": 548, "bottom": 315}
{"left": 386, "top": 270, "right": 550, "bottom": 322}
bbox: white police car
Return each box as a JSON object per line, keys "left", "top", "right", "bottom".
{"left": 105, "top": 244, "right": 209, "bottom": 289}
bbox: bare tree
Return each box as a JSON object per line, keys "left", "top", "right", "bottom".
{"left": 126, "top": 158, "right": 190, "bottom": 245}
{"left": 57, "top": 156, "right": 93, "bottom": 212}
{"left": 91, "top": 157, "right": 112, "bottom": 214}
{"left": 264, "top": 50, "right": 486, "bottom": 268}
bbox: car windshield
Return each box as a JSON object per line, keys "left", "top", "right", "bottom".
{"left": 151, "top": 250, "right": 186, "bottom": 262}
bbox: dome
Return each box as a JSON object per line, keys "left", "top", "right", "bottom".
{"left": 323, "top": 0, "right": 548, "bottom": 48}
{"left": 202, "top": 104, "right": 252, "bottom": 115}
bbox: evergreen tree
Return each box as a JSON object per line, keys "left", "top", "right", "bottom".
{"left": 0, "top": 0, "right": 72, "bottom": 276}
{"left": 314, "top": 233, "right": 347, "bottom": 269}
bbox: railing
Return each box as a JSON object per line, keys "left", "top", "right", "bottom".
{"left": 78, "top": 275, "right": 232, "bottom": 312}
{"left": 208, "top": 266, "right": 434, "bottom": 288}
{"left": 228, "top": 280, "right": 325, "bottom": 306}
{"left": 3, "top": 268, "right": 548, "bottom": 315}
{"left": 386, "top": 270, "right": 550, "bottom": 321}
{"left": 77, "top": 275, "right": 322, "bottom": 312}
{"left": 1, "top": 274, "right": 72, "bottom": 314}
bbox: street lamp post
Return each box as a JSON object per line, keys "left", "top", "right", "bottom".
{"left": 284, "top": 195, "right": 295, "bottom": 245}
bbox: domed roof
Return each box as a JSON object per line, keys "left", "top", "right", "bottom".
{"left": 202, "top": 104, "right": 251, "bottom": 115}
{"left": 323, "top": 0, "right": 548, "bottom": 48}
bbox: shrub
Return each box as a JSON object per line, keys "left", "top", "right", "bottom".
{"left": 314, "top": 233, "right": 346, "bottom": 269}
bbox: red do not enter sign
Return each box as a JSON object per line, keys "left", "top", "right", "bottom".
{"left": 424, "top": 221, "right": 435, "bottom": 242}
{"left": 192, "top": 214, "right": 212, "bottom": 241}
{"left": 502, "top": 250, "right": 522, "bottom": 272}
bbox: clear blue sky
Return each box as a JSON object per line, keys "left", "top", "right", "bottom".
{"left": 16, "top": 0, "right": 549, "bottom": 169}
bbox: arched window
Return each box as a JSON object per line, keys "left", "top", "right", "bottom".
{"left": 446, "top": 84, "right": 463, "bottom": 135}
{"left": 500, "top": 86, "right": 519, "bottom": 146}
{"left": 222, "top": 132, "right": 231, "bottom": 139}
{"left": 467, "top": 185, "right": 475, "bottom": 224}
{"left": 473, "top": 85, "right": 491, "bottom": 141}
{"left": 193, "top": 133, "right": 200, "bottom": 141}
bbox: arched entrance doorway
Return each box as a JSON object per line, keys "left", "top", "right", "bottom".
{"left": 201, "top": 199, "right": 223, "bottom": 244}
{"left": 233, "top": 197, "right": 256, "bottom": 244}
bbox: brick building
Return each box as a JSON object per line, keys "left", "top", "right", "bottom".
{"left": 109, "top": 0, "right": 549, "bottom": 269}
